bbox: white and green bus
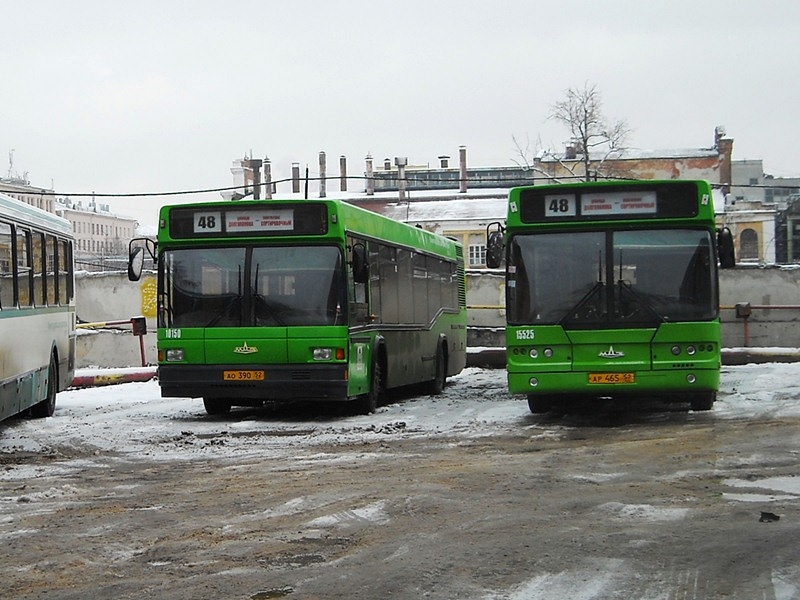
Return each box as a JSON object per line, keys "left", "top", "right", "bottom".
{"left": 0, "top": 192, "right": 75, "bottom": 421}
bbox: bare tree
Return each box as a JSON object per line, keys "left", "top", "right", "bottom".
{"left": 550, "top": 82, "right": 631, "bottom": 181}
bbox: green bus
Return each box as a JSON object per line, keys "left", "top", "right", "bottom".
{"left": 128, "top": 198, "right": 467, "bottom": 415}
{"left": 486, "top": 180, "right": 735, "bottom": 413}
{"left": 0, "top": 192, "right": 75, "bottom": 421}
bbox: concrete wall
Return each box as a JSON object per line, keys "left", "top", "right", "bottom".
{"left": 75, "top": 271, "right": 157, "bottom": 368}
{"left": 75, "top": 266, "right": 800, "bottom": 368}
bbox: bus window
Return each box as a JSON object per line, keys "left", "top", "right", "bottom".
{"left": 0, "top": 222, "right": 12, "bottom": 308}
{"left": 32, "top": 232, "right": 45, "bottom": 306}
{"left": 61, "top": 240, "right": 73, "bottom": 302}
{"left": 16, "top": 228, "right": 32, "bottom": 307}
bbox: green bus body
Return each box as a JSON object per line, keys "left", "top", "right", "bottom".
{"left": 498, "top": 180, "right": 723, "bottom": 412}
{"left": 0, "top": 193, "right": 76, "bottom": 421}
{"left": 148, "top": 198, "right": 467, "bottom": 414}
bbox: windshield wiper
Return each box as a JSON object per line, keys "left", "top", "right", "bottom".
{"left": 616, "top": 280, "right": 665, "bottom": 323}
{"left": 558, "top": 281, "right": 606, "bottom": 325}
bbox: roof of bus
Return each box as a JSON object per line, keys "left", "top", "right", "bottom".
{"left": 0, "top": 192, "right": 73, "bottom": 236}
{"left": 158, "top": 197, "right": 464, "bottom": 256}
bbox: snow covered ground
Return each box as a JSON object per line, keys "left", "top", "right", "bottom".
{"left": 4, "top": 362, "right": 800, "bottom": 464}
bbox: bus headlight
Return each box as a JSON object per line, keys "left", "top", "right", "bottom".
{"left": 529, "top": 377, "right": 539, "bottom": 387}
{"left": 543, "top": 348, "right": 553, "bottom": 358}
{"left": 686, "top": 374, "right": 697, "bottom": 384}
{"left": 313, "top": 348, "right": 333, "bottom": 360}
{"left": 165, "top": 348, "right": 185, "bottom": 362}
{"left": 529, "top": 348, "right": 538, "bottom": 358}
{"left": 671, "top": 345, "right": 681, "bottom": 356}
{"left": 686, "top": 346, "right": 697, "bottom": 355}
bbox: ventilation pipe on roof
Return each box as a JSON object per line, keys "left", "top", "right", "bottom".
{"left": 292, "top": 162, "right": 300, "bottom": 194}
{"left": 264, "top": 157, "right": 273, "bottom": 199}
{"left": 366, "top": 154, "right": 375, "bottom": 196}
{"left": 319, "top": 151, "right": 327, "bottom": 198}
{"left": 248, "top": 158, "right": 263, "bottom": 200}
{"left": 459, "top": 146, "right": 467, "bottom": 193}
{"left": 396, "top": 156, "right": 408, "bottom": 202}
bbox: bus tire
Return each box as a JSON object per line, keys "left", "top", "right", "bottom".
{"left": 30, "top": 355, "right": 58, "bottom": 419}
{"left": 203, "top": 398, "right": 231, "bottom": 416}
{"left": 527, "top": 394, "right": 552, "bottom": 414}
{"left": 427, "top": 343, "right": 447, "bottom": 395}
{"left": 690, "top": 392, "right": 715, "bottom": 411}
{"left": 360, "top": 355, "right": 384, "bottom": 414}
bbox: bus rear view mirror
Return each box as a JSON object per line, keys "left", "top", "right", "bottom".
{"left": 485, "top": 227, "right": 505, "bottom": 269}
{"left": 128, "top": 238, "right": 157, "bottom": 282}
{"left": 717, "top": 227, "right": 735, "bottom": 268}
{"left": 352, "top": 242, "right": 369, "bottom": 283}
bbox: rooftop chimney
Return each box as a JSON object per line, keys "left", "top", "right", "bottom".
{"left": 459, "top": 146, "right": 467, "bottom": 193}
{"left": 292, "top": 162, "right": 300, "bottom": 194}
{"left": 366, "top": 154, "right": 375, "bottom": 196}
{"left": 439, "top": 155, "right": 450, "bottom": 168}
{"left": 340, "top": 155, "right": 347, "bottom": 192}
{"left": 319, "top": 151, "right": 327, "bottom": 198}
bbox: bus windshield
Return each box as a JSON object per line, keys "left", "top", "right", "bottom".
{"left": 508, "top": 228, "right": 717, "bottom": 327}
{"left": 160, "top": 245, "right": 345, "bottom": 328}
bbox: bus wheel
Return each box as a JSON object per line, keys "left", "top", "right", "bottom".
{"left": 427, "top": 344, "right": 446, "bottom": 395}
{"left": 690, "top": 392, "right": 715, "bottom": 411}
{"left": 360, "top": 357, "right": 384, "bottom": 414}
{"left": 527, "top": 394, "right": 552, "bottom": 414}
{"left": 203, "top": 398, "right": 231, "bottom": 416}
{"left": 30, "top": 355, "right": 58, "bottom": 418}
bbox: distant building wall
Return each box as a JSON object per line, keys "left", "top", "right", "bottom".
{"left": 75, "top": 267, "right": 800, "bottom": 368}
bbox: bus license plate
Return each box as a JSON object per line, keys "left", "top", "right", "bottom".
{"left": 223, "top": 370, "right": 265, "bottom": 381}
{"left": 588, "top": 372, "right": 635, "bottom": 384}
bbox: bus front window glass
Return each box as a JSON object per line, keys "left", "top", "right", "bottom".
{"left": 251, "top": 246, "right": 343, "bottom": 326}
{"left": 508, "top": 232, "right": 605, "bottom": 325}
{"left": 614, "top": 229, "right": 716, "bottom": 322}
{"left": 163, "top": 248, "right": 246, "bottom": 328}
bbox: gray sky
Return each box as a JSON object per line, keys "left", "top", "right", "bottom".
{"left": 3, "top": 0, "right": 799, "bottom": 226}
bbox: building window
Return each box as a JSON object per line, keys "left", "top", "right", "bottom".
{"left": 740, "top": 228, "right": 759, "bottom": 261}
{"left": 468, "top": 244, "right": 486, "bottom": 267}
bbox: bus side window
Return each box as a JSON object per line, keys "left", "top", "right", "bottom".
{"left": 0, "top": 222, "right": 12, "bottom": 309}
{"left": 16, "top": 228, "right": 32, "bottom": 307}
{"left": 32, "top": 232, "right": 45, "bottom": 306}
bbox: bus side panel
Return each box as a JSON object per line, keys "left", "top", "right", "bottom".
{"left": 0, "top": 309, "right": 73, "bottom": 419}
{"left": 347, "top": 335, "right": 373, "bottom": 398}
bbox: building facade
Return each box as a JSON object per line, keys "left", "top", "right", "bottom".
{"left": 55, "top": 199, "right": 138, "bottom": 271}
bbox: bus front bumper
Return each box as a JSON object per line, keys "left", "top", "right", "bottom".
{"left": 158, "top": 364, "right": 349, "bottom": 402}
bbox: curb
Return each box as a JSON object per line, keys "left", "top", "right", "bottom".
{"left": 70, "top": 368, "right": 157, "bottom": 388}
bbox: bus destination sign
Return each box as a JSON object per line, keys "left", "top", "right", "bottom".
{"left": 580, "top": 191, "right": 657, "bottom": 216}
{"left": 169, "top": 203, "right": 328, "bottom": 239}
{"left": 225, "top": 209, "right": 294, "bottom": 233}
{"left": 519, "top": 182, "right": 699, "bottom": 223}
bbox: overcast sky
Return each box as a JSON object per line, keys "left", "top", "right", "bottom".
{"left": 2, "top": 0, "right": 799, "bottom": 226}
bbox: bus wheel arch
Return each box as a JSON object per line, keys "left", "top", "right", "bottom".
{"left": 30, "top": 351, "right": 58, "bottom": 418}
